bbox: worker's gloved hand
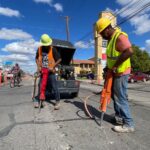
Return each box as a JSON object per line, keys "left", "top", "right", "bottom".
{"left": 103, "top": 66, "right": 108, "bottom": 79}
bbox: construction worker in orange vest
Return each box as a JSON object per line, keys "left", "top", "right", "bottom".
{"left": 96, "top": 18, "right": 134, "bottom": 133}
{"left": 34, "top": 34, "right": 61, "bottom": 109}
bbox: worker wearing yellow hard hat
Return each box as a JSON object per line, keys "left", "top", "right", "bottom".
{"left": 96, "top": 17, "right": 111, "bottom": 34}
{"left": 40, "top": 34, "right": 53, "bottom": 46}
{"left": 33, "top": 33, "right": 62, "bottom": 110}
{"left": 96, "top": 17, "right": 134, "bottom": 133}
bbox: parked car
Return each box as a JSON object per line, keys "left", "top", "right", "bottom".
{"left": 128, "top": 72, "right": 150, "bottom": 83}
{"left": 144, "top": 71, "right": 150, "bottom": 77}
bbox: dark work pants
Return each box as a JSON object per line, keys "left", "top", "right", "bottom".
{"left": 47, "top": 73, "right": 60, "bottom": 102}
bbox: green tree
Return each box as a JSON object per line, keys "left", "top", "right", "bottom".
{"left": 131, "top": 45, "right": 150, "bottom": 72}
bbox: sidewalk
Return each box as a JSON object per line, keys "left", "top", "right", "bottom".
{"left": 77, "top": 79, "right": 104, "bottom": 86}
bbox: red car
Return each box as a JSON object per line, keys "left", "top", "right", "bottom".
{"left": 128, "top": 72, "right": 150, "bottom": 83}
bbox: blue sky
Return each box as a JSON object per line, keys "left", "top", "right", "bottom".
{"left": 0, "top": 0, "right": 150, "bottom": 72}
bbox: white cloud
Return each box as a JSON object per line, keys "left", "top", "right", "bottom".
{"left": 0, "top": 54, "right": 30, "bottom": 62}
{"left": 33, "top": 0, "right": 53, "bottom": 4}
{"left": 140, "top": 47, "right": 146, "bottom": 51}
{"left": 74, "top": 39, "right": 94, "bottom": 49}
{"left": 0, "top": 28, "right": 39, "bottom": 72}
{"left": 2, "top": 39, "right": 39, "bottom": 55}
{"left": 0, "top": 28, "right": 32, "bottom": 40}
{"left": 53, "top": 3, "right": 63, "bottom": 12}
{"left": 0, "top": 40, "right": 38, "bottom": 72}
{"left": 130, "top": 14, "right": 150, "bottom": 35}
{"left": 0, "top": 45, "right": 37, "bottom": 72}
{"left": 146, "top": 39, "right": 150, "bottom": 50}
{"left": 33, "top": 0, "right": 63, "bottom": 12}
{"left": 0, "top": 6, "right": 21, "bottom": 17}
{"left": 17, "top": 61, "right": 36, "bottom": 73}
{"left": 116, "top": 0, "right": 132, "bottom": 6}
{"left": 140, "top": 39, "right": 150, "bottom": 53}
{"left": 0, "top": 54, "right": 36, "bottom": 72}
{"left": 74, "top": 41, "right": 89, "bottom": 49}
{"left": 105, "top": 7, "right": 118, "bottom": 15}
{"left": 0, "top": 58, "right": 2, "bottom": 68}
{"left": 116, "top": 0, "right": 150, "bottom": 35}
{"left": 117, "top": 0, "right": 150, "bottom": 18}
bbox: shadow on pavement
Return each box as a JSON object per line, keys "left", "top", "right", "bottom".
{"left": 64, "top": 100, "right": 116, "bottom": 126}
{"left": 45, "top": 93, "right": 74, "bottom": 105}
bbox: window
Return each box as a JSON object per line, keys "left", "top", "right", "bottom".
{"left": 89, "top": 64, "right": 92, "bottom": 68}
{"left": 80, "top": 64, "right": 83, "bottom": 68}
{"left": 85, "top": 64, "right": 88, "bottom": 68}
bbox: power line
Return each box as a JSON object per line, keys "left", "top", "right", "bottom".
{"left": 77, "top": 31, "right": 93, "bottom": 42}
{"left": 118, "top": 2, "right": 150, "bottom": 26}
{"left": 114, "top": 0, "right": 144, "bottom": 17}
{"left": 75, "top": 1, "right": 150, "bottom": 43}
{"left": 78, "top": 2, "right": 150, "bottom": 48}
{"left": 75, "top": 0, "right": 141, "bottom": 42}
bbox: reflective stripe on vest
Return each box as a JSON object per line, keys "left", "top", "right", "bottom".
{"left": 38, "top": 46, "right": 55, "bottom": 69}
{"left": 106, "top": 30, "right": 131, "bottom": 73}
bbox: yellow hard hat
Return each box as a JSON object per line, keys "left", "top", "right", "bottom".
{"left": 40, "top": 34, "right": 52, "bottom": 46}
{"left": 96, "top": 18, "right": 111, "bottom": 33}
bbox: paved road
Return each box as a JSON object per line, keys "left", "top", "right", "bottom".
{"left": 0, "top": 79, "right": 150, "bottom": 150}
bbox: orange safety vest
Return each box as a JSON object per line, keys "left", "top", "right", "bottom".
{"left": 38, "top": 46, "right": 55, "bottom": 69}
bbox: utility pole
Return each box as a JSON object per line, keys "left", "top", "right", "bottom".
{"left": 64, "top": 16, "right": 70, "bottom": 41}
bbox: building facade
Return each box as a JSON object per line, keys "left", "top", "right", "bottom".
{"left": 94, "top": 11, "right": 117, "bottom": 81}
{"left": 73, "top": 59, "right": 95, "bottom": 75}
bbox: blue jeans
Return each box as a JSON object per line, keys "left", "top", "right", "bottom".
{"left": 34, "top": 73, "right": 60, "bottom": 102}
{"left": 112, "top": 75, "right": 134, "bottom": 127}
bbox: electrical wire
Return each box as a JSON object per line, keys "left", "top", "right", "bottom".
{"left": 118, "top": 2, "right": 150, "bottom": 26}
{"left": 75, "top": 0, "right": 150, "bottom": 43}
{"left": 114, "top": 0, "right": 144, "bottom": 17}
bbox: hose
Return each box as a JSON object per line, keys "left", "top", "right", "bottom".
{"left": 79, "top": 94, "right": 95, "bottom": 119}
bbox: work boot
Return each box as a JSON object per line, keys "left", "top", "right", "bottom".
{"left": 54, "top": 101, "right": 60, "bottom": 110}
{"left": 41, "top": 101, "right": 46, "bottom": 108}
{"left": 34, "top": 102, "right": 39, "bottom": 108}
{"left": 112, "top": 125, "right": 135, "bottom": 133}
{"left": 115, "top": 116, "right": 123, "bottom": 125}
{"left": 33, "top": 97, "right": 39, "bottom": 108}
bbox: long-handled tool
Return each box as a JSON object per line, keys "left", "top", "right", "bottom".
{"left": 99, "top": 69, "right": 113, "bottom": 126}
{"left": 32, "top": 72, "right": 39, "bottom": 101}
{"left": 38, "top": 100, "right": 42, "bottom": 113}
